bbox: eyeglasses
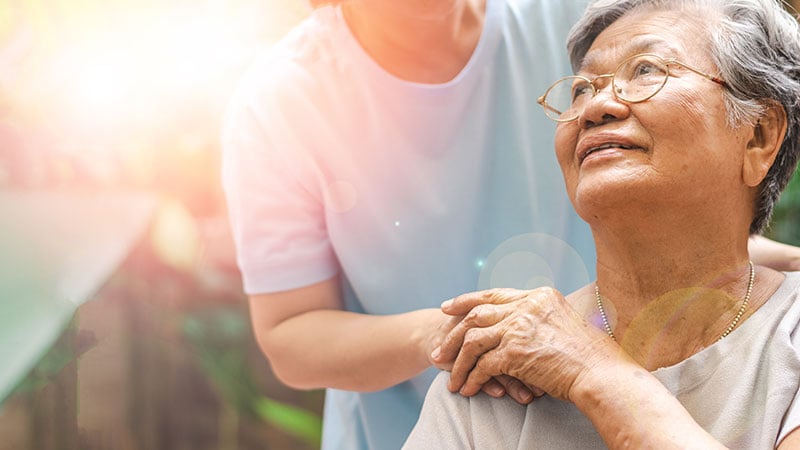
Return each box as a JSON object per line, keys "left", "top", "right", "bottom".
{"left": 537, "top": 53, "right": 727, "bottom": 122}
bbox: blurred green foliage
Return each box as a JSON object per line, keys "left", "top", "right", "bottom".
{"left": 11, "top": 324, "right": 96, "bottom": 396}
{"left": 183, "top": 308, "right": 323, "bottom": 447}
{"left": 768, "top": 168, "right": 800, "bottom": 246}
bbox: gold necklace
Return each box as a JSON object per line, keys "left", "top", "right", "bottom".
{"left": 595, "top": 261, "right": 755, "bottom": 342}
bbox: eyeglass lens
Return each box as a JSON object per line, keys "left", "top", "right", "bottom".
{"left": 543, "top": 54, "right": 670, "bottom": 121}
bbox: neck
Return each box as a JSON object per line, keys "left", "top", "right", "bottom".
{"left": 587, "top": 195, "right": 754, "bottom": 301}
{"left": 341, "top": 0, "right": 486, "bottom": 83}
{"left": 595, "top": 235, "right": 748, "bottom": 299}
{"left": 588, "top": 213, "right": 757, "bottom": 369}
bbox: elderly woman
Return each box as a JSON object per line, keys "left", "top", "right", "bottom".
{"left": 404, "top": 0, "right": 800, "bottom": 448}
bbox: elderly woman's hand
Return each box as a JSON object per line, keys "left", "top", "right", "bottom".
{"left": 427, "top": 306, "right": 539, "bottom": 404}
{"left": 432, "top": 287, "right": 618, "bottom": 402}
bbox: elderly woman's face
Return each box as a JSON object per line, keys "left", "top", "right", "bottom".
{"left": 555, "top": 9, "right": 754, "bottom": 220}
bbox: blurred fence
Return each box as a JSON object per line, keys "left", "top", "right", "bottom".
{"left": 0, "top": 205, "right": 323, "bottom": 450}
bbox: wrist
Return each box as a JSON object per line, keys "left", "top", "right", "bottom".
{"left": 407, "top": 308, "right": 447, "bottom": 368}
{"left": 569, "top": 355, "right": 724, "bottom": 450}
{"left": 567, "top": 342, "right": 636, "bottom": 408}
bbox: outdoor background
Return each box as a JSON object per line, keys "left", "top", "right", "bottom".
{"left": 0, "top": 1, "right": 798, "bottom": 450}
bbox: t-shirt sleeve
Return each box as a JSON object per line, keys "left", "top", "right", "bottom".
{"left": 402, "top": 372, "right": 477, "bottom": 449}
{"left": 778, "top": 305, "right": 800, "bottom": 446}
{"left": 221, "top": 73, "right": 339, "bottom": 294}
{"left": 403, "top": 372, "right": 527, "bottom": 449}
{"left": 779, "top": 389, "right": 800, "bottom": 446}
{"left": 777, "top": 280, "right": 800, "bottom": 447}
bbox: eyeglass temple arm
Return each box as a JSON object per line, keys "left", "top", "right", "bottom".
{"left": 667, "top": 59, "right": 728, "bottom": 88}
{"left": 537, "top": 96, "right": 564, "bottom": 115}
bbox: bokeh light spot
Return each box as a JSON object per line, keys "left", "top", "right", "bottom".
{"left": 150, "top": 199, "right": 201, "bottom": 271}
{"left": 478, "top": 233, "right": 591, "bottom": 293}
{"left": 488, "top": 251, "right": 554, "bottom": 289}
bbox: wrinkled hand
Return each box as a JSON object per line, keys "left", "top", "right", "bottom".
{"left": 433, "top": 287, "right": 615, "bottom": 402}
{"left": 426, "top": 307, "right": 538, "bottom": 404}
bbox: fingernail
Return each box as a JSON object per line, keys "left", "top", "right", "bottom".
{"left": 488, "top": 385, "right": 504, "bottom": 397}
{"left": 441, "top": 299, "right": 453, "bottom": 309}
{"left": 430, "top": 347, "right": 440, "bottom": 360}
{"left": 518, "top": 389, "right": 533, "bottom": 403}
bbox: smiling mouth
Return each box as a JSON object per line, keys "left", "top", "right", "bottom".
{"left": 580, "top": 143, "right": 642, "bottom": 163}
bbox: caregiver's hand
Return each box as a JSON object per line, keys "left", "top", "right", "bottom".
{"left": 433, "top": 287, "right": 618, "bottom": 402}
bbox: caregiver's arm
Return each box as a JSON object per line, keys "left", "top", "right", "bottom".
{"left": 778, "top": 429, "right": 800, "bottom": 449}
{"left": 249, "top": 277, "right": 451, "bottom": 391}
{"left": 749, "top": 235, "right": 800, "bottom": 271}
{"left": 249, "top": 277, "right": 532, "bottom": 402}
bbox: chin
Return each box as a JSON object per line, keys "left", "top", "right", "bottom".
{"left": 572, "top": 180, "right": 637, "bottom": 220}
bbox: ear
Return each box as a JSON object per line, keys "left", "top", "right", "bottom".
{"left": 743, "top": 103, "right": 787, "bottom": 187}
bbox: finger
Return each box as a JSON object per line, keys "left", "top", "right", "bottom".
{"left": 459, "top": 355, "right": 496, "bottom": 397}
{"left": 447, "top": 327, "right": 501, "bottom": 393}
{"left": 494, "top": 374, "right": 534, "bottom": 405}
{"left": 441, "top": 288, "right": 526, "bottom": 315}
{"left": 436, "top": 304, "right": 510, "bottom": 362}
{"left": 428, "top": 313, "right": 465, "bottom": 364}
{"left": 433, "top": 324, "right": 467, "bottom": 364}
{"left": 430, "top": 357, "right": 453, "bottom": 372}
{"left": 480, "top": 378, "right": 506, "bottom": 398}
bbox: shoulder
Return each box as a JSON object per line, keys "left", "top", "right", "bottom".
{"left": 404, "top": 372, "right": 526, "bottom": 449}
{"left": 222, "top": 8, "right": 352, "bottom": 156}
{"left": 776, "top": 273, "right": 800, "bottom": 446}
{"left": 780, "top": 272, "right": 800, "bottom": 335}
{"left": 226, "top": 6, "right": 347, "bottom": 124}
{"left": 778, "top": 272, "right": 800, "bottom": 320}
{"left": 403, "top": 373, "right": 473, "bottom": 449}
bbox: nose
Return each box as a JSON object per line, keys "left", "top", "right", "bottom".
{"left": 578, "top": 80, "right": 630, "bottom": 129}
{"left": 590, "top": 73, "right": 614, "bottom": 92}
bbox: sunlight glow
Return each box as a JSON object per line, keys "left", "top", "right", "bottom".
{"left": 61, "top": 52, "right": 133, "bottom": 122}
{"left": 48, "top": 5, "right": 254, "bottom": 129}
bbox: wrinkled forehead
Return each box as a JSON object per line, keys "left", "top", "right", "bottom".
{"left": 578, "top": 6, "right": 715, "bottom": 73}
{"left": 579, "top": 36, "right": 684, "bottom": 74}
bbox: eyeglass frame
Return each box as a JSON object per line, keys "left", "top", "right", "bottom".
{"left": 536, "top": 53, "right": 728, "bottom": 122}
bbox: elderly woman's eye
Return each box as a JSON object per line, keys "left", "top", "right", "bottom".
{"left": 630, "top": 60, "right": 667, "bottom": 80}
{"left": 571, "top": 82, "right": 593, "bottom": 102}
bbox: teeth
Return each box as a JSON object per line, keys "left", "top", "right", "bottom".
{"left": 583, "top": 143, "right": 637, "bottom": 159}
{"left": 589, "top": 143, "right": 635, "bottom": 152}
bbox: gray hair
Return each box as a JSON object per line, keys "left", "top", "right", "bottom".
{"left": 568, "top": 0, "right": 800, "bottom": 234}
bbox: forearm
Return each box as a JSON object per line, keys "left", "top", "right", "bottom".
{"left": 749, "top": 235, "right": 800, "bottom": 271}
{"left": 260, "top": 307, "right": 443, "bottom": 392}
{"left": 571, "top": 355, "right": 726, "bottom": 450}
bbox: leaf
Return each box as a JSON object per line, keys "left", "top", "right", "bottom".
{"left": 182, "top": 309, "right": 323, "bottom": 446}
{"left": 253, "top": 396, "right": 323, "bottom": 446}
